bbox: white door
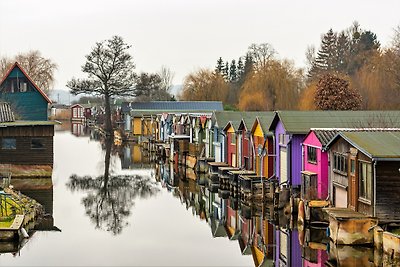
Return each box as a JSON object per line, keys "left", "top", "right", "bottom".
{"left": 280, "top": 147, "right": 288, "bottom": 185}
{"left": 238, "top": 134, "right": 242, "bottom": 168}
{"left": 215, "top": 144, "right": 221, "bottom": 162}
{"left": 334, "top": 186, "right": 348, "bottom": 208}
{"left": 232, "top": 153, "right": 236, "bottom": 167}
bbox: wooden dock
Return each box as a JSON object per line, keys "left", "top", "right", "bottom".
{"left": 324, "top": 208, "right": 378, "bottom": 245}
{"left": 0, "top": 215, "right": 25, "bottom": 241}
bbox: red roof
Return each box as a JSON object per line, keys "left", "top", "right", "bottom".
{"left": 0, "top": 62, "right": 52, "bottom": 104}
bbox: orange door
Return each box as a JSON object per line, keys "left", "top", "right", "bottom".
{"left": 348, "top": 156, "right": 358, "bottom": 211}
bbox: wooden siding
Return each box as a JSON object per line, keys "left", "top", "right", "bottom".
{"left": 0, "top": 136, "right": 53, "bottom": 164}
{"left": 0, "top": 92, "right": 48, "bottom": 120}
{"left": 329, "top": 138, "right": 350, "bottom": 207}
{"left": 355, "top": 152, "right": 373, "bottom": 216}
{"left": 0, "top": 125, "right": 54, "bottom": 137}
{"left": 375, "top": 161, "right": 400, "bottom": 222}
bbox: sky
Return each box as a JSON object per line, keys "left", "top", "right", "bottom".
{"left": 1, "top": 0, "right": 399, "bottom": 92}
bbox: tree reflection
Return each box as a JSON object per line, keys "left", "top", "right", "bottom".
{"left": 67, "top": 137, "right": 159, "bottom": 235}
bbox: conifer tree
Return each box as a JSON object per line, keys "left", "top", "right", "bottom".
{"left": 314, "top": 29, "right": 337, "bottom": 73}
{"left": 223, "top": 61, "right": 230, "bottom": 81}
{"left": 215, "top": 57, "right": 224, "bottom": 74}
{"left": 229, "top": 59, "right": 237, "bottom": 82}
{"left": 237, "top": 57, "right": 244, "bottom": 79}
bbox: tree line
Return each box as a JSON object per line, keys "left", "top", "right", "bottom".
{"left": 180, "top": 22, "right": 400, "bottom": 111}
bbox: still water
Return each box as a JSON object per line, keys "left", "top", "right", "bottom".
{"left": 0, "top": 127, "right": 254, "bottom": 266}
{"left": 3, "top": 125, "right": 384, "bottom": 266}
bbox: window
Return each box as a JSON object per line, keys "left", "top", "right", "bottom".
{"left": 333, "top": 152, "right": 347, "bottom": 174}
{"left": 350, "top": 159, "right": 355, "bottom": 174}
{"left": 279, "top": 134, "right": 289, "bottom": 145}
{"left": 31, "top": 138, "right": 45, "bottom": 149}
{"left": 2, "top": 138, "right": 16, "bottom": 150}
{"left": 231, "top": 132, "right": 236, "bottom": 144}
{"left": 359, "top": 161, "right": 372, "bottom": 201}
{"left": 307, "top": 146, "right": 317, "bottom": 164}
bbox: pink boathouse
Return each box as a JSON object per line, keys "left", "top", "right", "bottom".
{"left": 301, "top": 129, "right": 337, "bottom": 200}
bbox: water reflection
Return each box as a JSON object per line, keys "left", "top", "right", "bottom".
{"left": 0, "top": 167, "right": 59, "bottom": 256}
{"left": 150, "top": 154, "right": 336, "bottom": 267}
{"left": 67, "top": 137, "right": 159, "bottom": 235}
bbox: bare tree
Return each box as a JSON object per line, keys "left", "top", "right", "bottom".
{"left": 0, "top": 50, "right": 57, "bottom": 94}
{"left": 247, "top": 43, "right": 276, "bottom": 71}
{"left": 158, "top": 65, "right": 175, "bottom": 94}
{"left": 67, "top": 36, "right": 136, "bottom": 136}
{"left": 67, "top": 138, "right": 159, "bottom": 235}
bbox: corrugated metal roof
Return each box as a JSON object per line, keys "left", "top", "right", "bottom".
{"left": 121, "top": 101, "right": 223, "bottom": 113}
{"left": 130, "top": 110, "right": 213, "bottom": 117}
{"left": 339, "top": 131, "right": 400, "bottom": 159}
{"left": 0, "top": 102, "right": 15, "bottom": 123}
{"left": 270, "top": 111, "right": 400, "bottom": 134}
{"left": 311, "top": 128, "right": 400, "bottom": 150}
{"left": 313, "top": 129, "right": 338, "bottom": 147}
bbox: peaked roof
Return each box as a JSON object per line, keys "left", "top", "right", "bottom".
{"left": 237, "top": 112, "right": 262, "bottom": 131}
{"left": 250, "top": 112, "right": 275, "bottom": 135}
{"left": 121, "top": 101, "right": 223, "bottom": 113}
{"left": 0, "top": 102, "right": 15, "bottom": 122}
{"left": 213, "top": 111, "right": 247, "bottom": 129}
{"left": 0, "top": 62, "right": 52, "bottom": 104}
{"left": 269, "top": 110, "right": 400, "bottom": 134}
{"left": 328, "top": 131, "right": 400, "bottom": 160}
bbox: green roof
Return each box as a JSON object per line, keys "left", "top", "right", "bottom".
{"left": 213, "top": 111, "right": 248, "bottom": 129}
{"left": 254, "top": 112, "right": 275, "bottom": 135}
{"left": 270, "top": 111, "right": 400, "bottom": 134}
{"left": 130, "top": 110, "right": 214, "bottom": 117}
{"left": 338, "top": 131, "right": 400, "bottom": 159}
{"left": 0, "top": 121, "right": 58, "bottom": 127}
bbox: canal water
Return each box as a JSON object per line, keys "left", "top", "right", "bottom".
{"left": 0, "top": 127, "right": 253, "bottom": 266}
{"left": 1, "top": 125, "right": 389, "bottom": 266}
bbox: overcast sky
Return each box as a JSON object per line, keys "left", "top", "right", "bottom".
{"left": 1, "top": 0, "right": 399, "bottom": 91}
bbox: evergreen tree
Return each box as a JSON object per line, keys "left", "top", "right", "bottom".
{"left": 314, "top": 29, "right": 337, "bottom": 73}
{"left": 237, "top": 57, "right": 244, "bottom": 79}
{"left": 335, "top": 31, "right": 350, "bottom": 73}
{"left": 223, "top": 61, "right": 230, "bottom": 81}
{"left": 229, "top": 59, "right": 237, "bottom": 82}
{"left": 241, "top": 53, "right": 253, "bottom": 82}
{"left": 215, "top": 57, "right": 224, "bottom": 74}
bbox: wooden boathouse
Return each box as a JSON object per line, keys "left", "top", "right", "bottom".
{"left": 0, "top": 62, "right": 51, "bottom": 121}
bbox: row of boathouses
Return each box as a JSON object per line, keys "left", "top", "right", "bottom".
{"left": 121, "top": 102, "right": 400, "bottom": 225}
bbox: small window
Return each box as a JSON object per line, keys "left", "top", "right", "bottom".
{"left": 2, "top": 138, "right": 16, "bottom": 150}
{"left": 307, "top": 146, "right": 317, "bottom": 164}
{"left": 359, "top": 161, "right": 372, "bottom": 201}
{"left": 231, "top": 132, "right": 236, "bottom": 144}
{"left": 19, "top": 82, "right": 27, "bottom": 92}
{"left": 333, "top": 152, "right": 348, "bottom": 174}
{"left": 31, "top": 138, "right": 45, "bottom": 149}
{"left": 350, "top": 159, "right": 355, "bottom": 174}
